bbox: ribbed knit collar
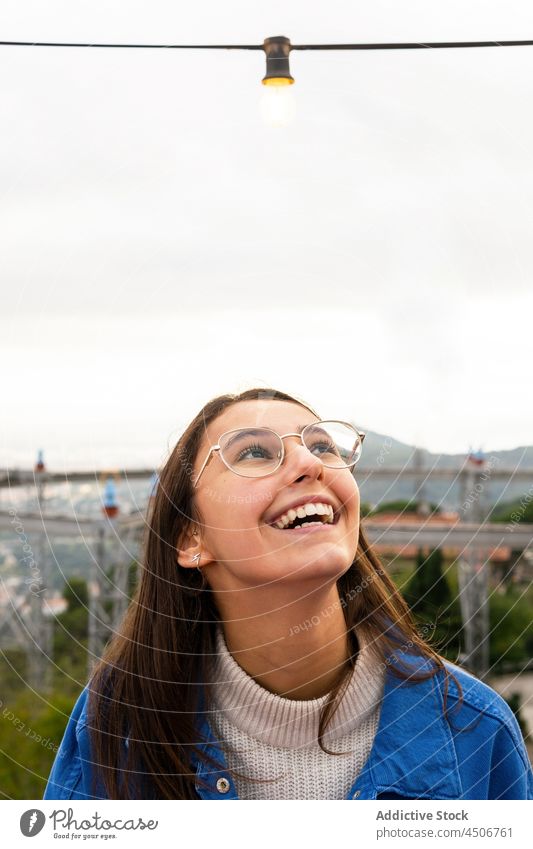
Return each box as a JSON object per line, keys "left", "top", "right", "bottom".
{"left": 208, "top": 625, "right": 386, "bottom": 749}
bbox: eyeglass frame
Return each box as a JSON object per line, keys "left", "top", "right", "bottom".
{"left": 192, "top": 420, "right": 366, "bottom": 488}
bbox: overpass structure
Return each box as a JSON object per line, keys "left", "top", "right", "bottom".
{"left": 1, "top": 509, "right": 532, "bottom": 547}
{"left": 2, "top": 465, "right": 533, "bottom": 487}
{"left": 1, "top": 459, "right": 532, "bottom": 689}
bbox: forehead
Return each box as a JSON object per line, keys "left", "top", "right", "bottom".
{"left": 201, "top": 399, "right": 319, "bottom": 449}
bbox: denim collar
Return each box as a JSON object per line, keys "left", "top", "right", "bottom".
{"left": 346, "top": 653, "right": 463, "bottom": 800}
{"left": 193, "top": 650, "right": 462, "bottom": 800}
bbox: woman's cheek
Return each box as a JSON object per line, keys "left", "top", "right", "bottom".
{"left": 348, "top": 479, "right": 361, "bottom": 510}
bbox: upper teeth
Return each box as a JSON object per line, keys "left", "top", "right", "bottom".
{"left": 272, "top": 502, "right": 335, "bottom": 530}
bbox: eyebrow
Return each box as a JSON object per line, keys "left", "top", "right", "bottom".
{"left": 221, "top": 424, "right": 313, "bottom": 448}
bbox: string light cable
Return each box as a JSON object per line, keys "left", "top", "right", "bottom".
{"left": 1, "top": 36, "right": 533, "bottom": 85}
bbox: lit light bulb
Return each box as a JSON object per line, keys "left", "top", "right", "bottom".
{"left": 260, "top": 82, "right": 295, "bottom": 126}
{"left": 260, "top": 36, "right": 295, "bottom": 125}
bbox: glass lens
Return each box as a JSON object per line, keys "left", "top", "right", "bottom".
{"left": 302, "top": 421, "right": 362, "bottom": 468}
{"left": 219, "top": 422, "right": 362, "bottom": 478}
{"left": 219, "top": 428, "right": 283, "bottom": 477}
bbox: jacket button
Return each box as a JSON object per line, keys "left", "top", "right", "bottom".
{"left": 352, "top": 790, "right": 361, "bottom": 799}
{"left": 216, "top": 777, "right": 231, "bottom": 794}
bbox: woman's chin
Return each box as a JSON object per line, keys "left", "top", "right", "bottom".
{"left": 259, "top": 552, "right": 352, "bottom": 586}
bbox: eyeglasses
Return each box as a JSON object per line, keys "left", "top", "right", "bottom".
{"left": 193, "top": 420, "right": 366, "bottom": 488}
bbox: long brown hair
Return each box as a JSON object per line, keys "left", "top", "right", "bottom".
{"left": 88, "top": 387, "right": 461, "bottom": 799}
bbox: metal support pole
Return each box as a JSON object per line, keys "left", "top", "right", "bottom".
{"left": 88, "top": 516, "right": 135, "bottom": 676}
{"left": 112, "top": 524, "right": 132, "bottom": 630}
{"left": 413, "top": 447, "right": 431, "bottom": 515}
{"left": 26, "top": 474, "right": 53, "bottom": 693}
{"left": 88, "top": 523, "right": 113, "bottom": 675}
{"left": 457, "top": 462, "right": 491, "bottom": 680}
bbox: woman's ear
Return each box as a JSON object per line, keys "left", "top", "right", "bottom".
{"left": 176, "top": 525, "right": 214, "bottom": 570}
{"left": 176, "top": 525, "right": 200, "bottom": 569}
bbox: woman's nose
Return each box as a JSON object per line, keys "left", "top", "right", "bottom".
{"left": 282, "top": 437, "right": 323, "bottom": 480}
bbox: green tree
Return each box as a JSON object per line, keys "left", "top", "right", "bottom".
{"left": 52, "top": 577, "right": 89, "bottom": 687}
{"left": 504, "top": 693, "right": 529, "bottom": 740}
{"left": 489, "top": 590, "right": 533, "bottom": 671}
{"left": 0, "top": 688, "right": 74, "bottom": 799}
{"left": 369, "top": 499, "right": 440, "bottom": 516}
{"left": 371, "top": 499, "right": 420, "bottom": 515}
{"left": 405, "top": 548, "right": 452, "bottom": 610}
{"left": 490, "top": 498, "right": 533, "bottom": 524}
{"left": 403, "top": 548, "right": 462, "bottom": 657}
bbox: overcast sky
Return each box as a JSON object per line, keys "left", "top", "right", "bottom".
{"left": 1, "top": 0, "right": 533, "bottom": 469}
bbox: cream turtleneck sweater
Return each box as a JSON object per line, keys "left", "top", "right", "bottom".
{"left": 207, "top": 626, "right": 386, "bottom": 800}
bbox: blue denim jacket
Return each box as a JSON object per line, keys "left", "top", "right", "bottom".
{"left": 44, "top": 657, "right": 533, "bottom": 801}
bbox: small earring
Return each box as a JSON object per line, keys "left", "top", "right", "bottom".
{"left": 192, "top": 553, "right": 201, "bottom": 564}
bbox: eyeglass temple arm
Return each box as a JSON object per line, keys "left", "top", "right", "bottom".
{"left": 193, "top": 447, "right": 218, "bottom": 488}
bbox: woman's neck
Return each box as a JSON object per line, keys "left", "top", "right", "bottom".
{"left": 217, "top": 584, "right": 354, "bottom": 700}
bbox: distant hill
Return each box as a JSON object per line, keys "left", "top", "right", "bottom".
{"left": 358, "top": 428, "right": 533, "bottom": 470}
{"left": 355, "top": 429, "right": 533, "bottom": 513}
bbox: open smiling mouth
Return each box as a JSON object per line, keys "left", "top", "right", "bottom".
{"left": 267, "top": 505, "right": 341, "bottom": 532}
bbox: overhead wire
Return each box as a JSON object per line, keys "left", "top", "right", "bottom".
{"left": 0, "top": 39, "right": 533, "bottom": 51}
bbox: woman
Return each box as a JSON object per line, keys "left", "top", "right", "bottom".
{"left": 44, "top": 387, "right": 533, "bottom": 800}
